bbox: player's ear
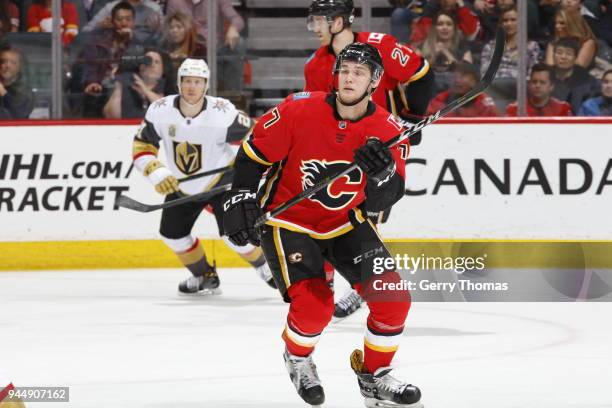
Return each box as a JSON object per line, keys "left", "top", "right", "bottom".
{"left": 332, "top": 16, "right": 344, "bottom": 31}
{"left": 370, "top": 75, "right": 382, "bottom": 90}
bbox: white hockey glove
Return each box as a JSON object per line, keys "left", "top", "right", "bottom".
{"left": 143, "top": 160, "right": 180, "bottom": 195}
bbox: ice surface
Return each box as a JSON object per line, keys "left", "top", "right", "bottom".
{"left": 1, "top": 268, "right": 610, "bottom": 408}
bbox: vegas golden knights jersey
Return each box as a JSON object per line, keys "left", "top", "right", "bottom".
{"left": 133, "top": 95, "right": 253, "bottom": 195}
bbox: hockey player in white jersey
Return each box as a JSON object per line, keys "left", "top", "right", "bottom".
{"left": 132, "top": 58, "right": 275, "bottom": 294}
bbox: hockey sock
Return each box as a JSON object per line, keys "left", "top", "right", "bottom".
{"left": 176, "top": 238, "right": 209, "bottom": 278}
{"left": 283, "top": 278, "right": 335, "bottom": 356}
{"left": 354, "top": 274, "right": 411, "bottom": 373}
{"left": 239, "top": 247, "right": 266, "bottom": 268}
{"left": 363, "top": 315, "right": 404, "bottom": 373}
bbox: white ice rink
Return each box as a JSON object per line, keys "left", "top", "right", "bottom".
{"left": 1, "top": 268, "right": 611, "bottom": 408}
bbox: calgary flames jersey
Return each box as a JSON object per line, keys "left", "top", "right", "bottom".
{"left": 133, "top": 95, "right": 253, "bottom": 195}
{"left": 304, "top": 32, "right": 429, "bottom": 116}
{"left": 242, "top": 92, "right": 408, "bottom": 239}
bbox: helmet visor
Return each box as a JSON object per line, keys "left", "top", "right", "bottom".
{"left": 306, "top": 14, "right": 331, "bottom": 31}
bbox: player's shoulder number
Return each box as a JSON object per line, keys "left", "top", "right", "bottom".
{"left": 263, "top": 107, "right": 281, "bottom": 129}
{"left": 237, "top": 110, "right": 251, "bottom": 128}
{"left": 367, "top": 33, "right": 412, "bottom": 67}
{"left": 391, "top": 43, "right": 413, "bottom": 67}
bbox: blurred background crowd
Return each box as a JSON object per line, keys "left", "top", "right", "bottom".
{"left": 0, "top": 0, "right": 611, "bottom": 120}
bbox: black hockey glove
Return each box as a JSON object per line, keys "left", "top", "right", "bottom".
{"left": 222, "top": 189, "right": 261, "bottom": 247}
{"left": 354, "top": 139, "right": 396, "bottom": 188}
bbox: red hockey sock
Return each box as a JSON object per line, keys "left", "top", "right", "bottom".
{"left": 355, "top": 273, "right": 412, "bottom": 373}
{"left": 282, "top": 278, "right": 335, "bottom": 357}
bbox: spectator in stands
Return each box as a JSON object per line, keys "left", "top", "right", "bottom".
{"left": 481, "top": 7, "right": 541, "bottom": 78}
{"left": 74, "top": 1, "right": 143, "bottom": 116}
{"left": 83, "top": 0, "right": 162, "bottom": 44}
{"left": 166, "top": 0, "right": 246, "bottom": 92}
{"left": 409, "top": 0, "right": 480, "bottom": 46}
{"left": 161, "top": 12, "right": 206, "bottom": 73}
{"left": 419, "top": 12, "right": 472, "bottom": 92}
{"left": 73, "top": 0, "right": 112, "bottom": 28}
{"left": 506, "top": 63, "right": 573, "bottom": 116}
{"left": 551, "top": 37, "right": 600, "bottom": 111}
{"left": 103, "top": 48, "right": 168, "bottom": 118}
{"left": 471, "top": 0, "right": 498, "bottom": 43}
{"left": 0, "top": 0, "right": 19, "bottom": 37}
{"left": 389, "top": 0, "right": 424, "bottom": 44}
{"left": 427, "top": 61, "right": 499, "bottom": 116}
{"left": 546, "top": 9, "right": 597, "bottom": 68}
{"left": 0, "top": 46, "right": 33, "bottom": 119}
{"left": 480, "top": 7, "right": 541, "bottom": 108}
{"left": 27, "top": 0, "right": 80, "bottom": 46}
{"left": 560, "top": 0, "right": 600, "bottom": 35}
{"left": 578, "top": 68, "right": 612, "bottom": 115}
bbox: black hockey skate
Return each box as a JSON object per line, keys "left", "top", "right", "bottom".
{"left": 333, "top": 288, "right": 364, "bottom": 319}
{"left": 283, "top": 349, "right": 325, "bottom": 406}
{"left": 178, "top": 262, "right": 221, "bottom": 295}
{"left": 350, "top": 349, "right": 423, "bottom": 408}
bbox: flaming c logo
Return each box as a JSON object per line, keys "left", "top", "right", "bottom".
{"left": 300, "top": 160, "right": 363, "bottom": 210}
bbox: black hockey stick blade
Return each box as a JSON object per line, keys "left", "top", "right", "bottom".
{"left": 176, "top": 165, "right": 233, "bottom": 184}
{"left": 116, "top": 184, "right": 232, "bottom": 213}
{"left": 254, "top": 27, "right": 505, "bottom": 228}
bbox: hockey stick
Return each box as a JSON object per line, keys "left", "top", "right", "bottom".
{"left": 254, "top": 28, "right": 505, "bottom": 228}
{"left": 176, "top": 165, "right": 233, "bottom": 183}
{"left": 116, "top": 183, "right": 232, "bottom": 213}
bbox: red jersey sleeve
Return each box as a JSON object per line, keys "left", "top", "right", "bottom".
{"left": 363, "top": 32, "right": 429, "bottom": 84}
{"left": 242, "top": 94, "right": 301, "bottom": 166}
{"left": 378, "top": 113, "right": 409, "bottom": 180}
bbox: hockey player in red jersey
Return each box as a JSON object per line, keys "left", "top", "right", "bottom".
{"left": 223, "top": 43, "right": 422, "bottom": 408}
{"left": 305, "top": 0, "right": 434, "bottom": 146}
{"left": 305, "top": 0, "right": 434, "bottom": 320}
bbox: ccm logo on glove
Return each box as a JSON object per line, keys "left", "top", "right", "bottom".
{"left": 223, "top": 191, "right": 257, "bottom": 211}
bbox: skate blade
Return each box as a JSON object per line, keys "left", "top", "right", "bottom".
{"left": 178, "top": 287, "right": 223, "bottom": 296}
{"left": 364, "top": 398, "right": 424, "bottom": 408}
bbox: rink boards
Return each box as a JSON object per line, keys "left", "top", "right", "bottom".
{"left": 1, "top": 118, "right": 612, "bottom": 270}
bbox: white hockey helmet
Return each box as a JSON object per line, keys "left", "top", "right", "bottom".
{"left": 177, "top": 58, "right": 210, "bottom": 95}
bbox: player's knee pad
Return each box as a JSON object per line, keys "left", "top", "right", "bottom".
{"left": 161, "top": 235, "right": 196, "bottom": 253}
{"left": 287, "top": 278, "right": 335, "bottom": 334}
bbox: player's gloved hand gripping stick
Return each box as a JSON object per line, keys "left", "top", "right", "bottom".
{"left": 253, "top": 27, "right": 505, "bottom": 228}
{"left": 115, "top": 164, "right": 234, "bottom": 213}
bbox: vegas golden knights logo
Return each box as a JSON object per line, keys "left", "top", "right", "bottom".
{"left": 173, "top": 141, "right": 202, "bottom": 175}
{"left": 168, "top": 124, "right": 177, "bottom": 138}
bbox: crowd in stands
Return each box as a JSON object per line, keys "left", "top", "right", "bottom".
{"left": 1, "top": 0, "right": 611, "bottom": 120}
{"left": 393, "top": 0, "right": 612, "bottom": 117}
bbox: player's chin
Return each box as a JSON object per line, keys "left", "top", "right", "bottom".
{"left": 337, "top": 92, "right": 359, "bottom": 105}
